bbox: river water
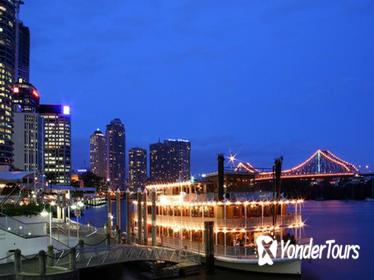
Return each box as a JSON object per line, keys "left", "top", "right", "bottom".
{"left": 78, "top": 200, "right": 374, "bottom": 279}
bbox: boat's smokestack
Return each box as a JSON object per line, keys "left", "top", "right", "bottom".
{"left": 218, "top": 154, "right": 225, "bottom": 201}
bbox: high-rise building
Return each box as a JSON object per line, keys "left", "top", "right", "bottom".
{"left": 128, "top": 147, "right": 147, "bottom": 190}
{"left": 39, "top": 105, "right": 71, "bottom": 185}
{"left": 150, "top": 139, "right": 191, "bottom": 182}
{"left": 0, "top": 0, "right": 16, "bottom": 166}
{"left": 12, "top": 80, "right": 43, "bottom": 177}
{"left": 150, "top": 142, "right": 169, "bottom": 182}
{"left": 105, "top": 119, "right": 125, "bottom": 190}
{"left": 165, "top": 139, "right": 191, "bottom": 181}
{"left": 15, "top": 21, "right": 29, "bottom": 82}
{"left": 89, "top": 129, "right": 106, "bottom": 179}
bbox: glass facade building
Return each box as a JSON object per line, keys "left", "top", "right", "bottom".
{"left": 39, "top": 104, "right": 71, "bottom": 185}
{"left": 15, "top": 21, "right": 29, "bottom": 82}
{"left": 105, "top": 118, "right": 125, "bottom": 190}
{"left": 89, "top": 129, "right": 106, "bottom": 179}
{"left": 128, "top": 147, "right": 147, "bottom": 190}
{"left": 0, "top": 0, "right": 16, "bottom": 166}
{"left": 12, "top": 80, "right": 43, "bottom": 178}
{"left": 150, "top": 139, "right": 191, "bottom": 183}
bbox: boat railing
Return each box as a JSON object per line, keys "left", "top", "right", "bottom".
{"left": 162, "top": 237, "right": 259, "bottom": 259}
{"left": 215, "top": 245, "right": 258, "bottom": 259}
{"left": 149, "top": 214, "right": 302, "bottom": 230}
{"left": 181, "top": 193, "right": 217, "bottom": 202}
{"left": 156, "top": 193, "right": 217, "bottom": 204}
{"left": 162, "top": 236, "right": 303, "bottom": 260}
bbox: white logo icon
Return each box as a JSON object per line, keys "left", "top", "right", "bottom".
{"left": 256, "top": 235, "right": 278, "bottom": 266}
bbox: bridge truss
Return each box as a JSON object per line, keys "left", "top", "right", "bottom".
{"left": 235, "top": 149, "right": 358, "bottom": 180}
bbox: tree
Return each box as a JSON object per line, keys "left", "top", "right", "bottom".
{"left": 79, "top": 171, "right": 104, "bottom": 191}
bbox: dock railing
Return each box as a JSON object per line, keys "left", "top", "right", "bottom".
{"left": 0, "top": 239, "right": 201, "bottom": 278}
{"left": 0, "top": 213, "right": 48, "bottom": 238}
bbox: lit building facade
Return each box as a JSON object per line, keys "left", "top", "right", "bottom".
{"left": 39, "top": 105, "right": 71, "bottom": 185}
{"left": 89, "top": 129, "right": 106, "bottom": 179}
{"left": 150, "top": 139, "right": 191, "bottom": 182}
{"left": 128, "top": 147, "right": 147, "bottom": 190}
{"left": 0, "top": 0, "right": 16, "bottom": 166}
{"left": 105, "top": 118, "right": 125, "bottom": 190}
{"left": 150, "top": 141, "right": 169, "bottom": 182}
{"left": 12, "top": 79, "right": 39, "bottom": 112}
{"left": 12, "top": 80, "right": 43, "bottom": 177}
{"left": 166, "top": 139, "right": 191, "bottom": 181}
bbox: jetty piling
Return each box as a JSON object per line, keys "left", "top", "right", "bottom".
{"left": 69, "top": 247, "right": 76, "bottom": 271}
{"left": 151, "top": 187, "right": 156, "bottom": 246}
{"left": 125, "top": 188, "right": 131, "bottom": 244}
{"left": 137, "top": 188, "right": 142, "bottom": 244}
{"left": 14, "top": 249, "right": 21, "bottom": 277}
{"left": 204, "top": 221, "right": 214, "bottom": 272}
{"left": 38, "top": 250, "right": 46, "bottom": 277}
{"left": 116, "top": 188, "right": 122, "bottom": 231}
{"left": 143, "top": 188, "right": 148, "bottom": 245}
{"left": 47, "top": 245, "right": 54, "bottom": 266}
{"left": 107, "top": 192, "right": 112, "bottom": 235}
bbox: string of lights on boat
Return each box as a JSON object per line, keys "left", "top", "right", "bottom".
{"left": 142, "top": 220, "right": 305, "bottom": 233}
{"left": 133, "top": 198, "right": 304, "bottom": 207}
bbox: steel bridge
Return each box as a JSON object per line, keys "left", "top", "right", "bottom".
{"left": 235, "top": 149, "right": 359, "bottom": 180}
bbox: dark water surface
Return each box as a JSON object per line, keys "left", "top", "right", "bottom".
{"left": 79, "top": 200, "right": 374, "bottom": 280}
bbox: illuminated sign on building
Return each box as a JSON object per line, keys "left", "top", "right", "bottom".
{"left": 63, "top": 105, "right": 70, "bottom": 115}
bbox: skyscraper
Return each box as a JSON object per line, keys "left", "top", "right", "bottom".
{"left": 150, "top": 139, "right": 191, "bottom": 182}
{"left": 15, "top": 21, "right": 29, "bottom": 82}
{"left": 128, "top": 147, "right": 147, "bottom": 190}
{"left": 12, "top": 80, "right": 43, "bottom": 177}
{"left": 150, "top": 142, "right": 169, "bottom": 182}
{"left": 39, "top": 105, "right": 71, "bottom": 185}
{"left": 165, "top": 139, "right": 191, "bottom": 181}
{"left": 0, "top": 0, "right": 16, "bottom": 166}
{"left": 105, "top": 119, "right": 125, "bottom": 190}
{"left": 89, "top": 129, "right": 106, "bottom": 179}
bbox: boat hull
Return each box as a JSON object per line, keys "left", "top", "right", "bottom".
{"left": 214, "top": 256, "right": 302, "bottom": 275}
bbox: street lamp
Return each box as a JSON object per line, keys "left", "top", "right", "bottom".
{"left": 41, "top": 201, "right": 56, "bottom": 245}
{"left": 40, "top": 208, "right": 49, "bottom": 242}
{"left": 40, "top": 208, "right": 48, "bottom": 217}
{"left": 71, "top": 201, "right": 84, "bottom": 240}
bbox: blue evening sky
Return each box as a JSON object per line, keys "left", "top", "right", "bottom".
{"left": 21, "top": 0, "right": 374, "bottom": 174}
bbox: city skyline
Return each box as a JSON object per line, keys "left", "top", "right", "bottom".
{"left": 19, "top": 1, "right": 374, "bottom": 174}
{"left": 0, "top": 2, "right": 373, "bottom": 279}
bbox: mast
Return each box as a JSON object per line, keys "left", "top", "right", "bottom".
{"left": 217, "top": 154, "right": 225, "bottom": 201}
{"left": 272, "top": 157, "right": 283, "bottom": 226}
